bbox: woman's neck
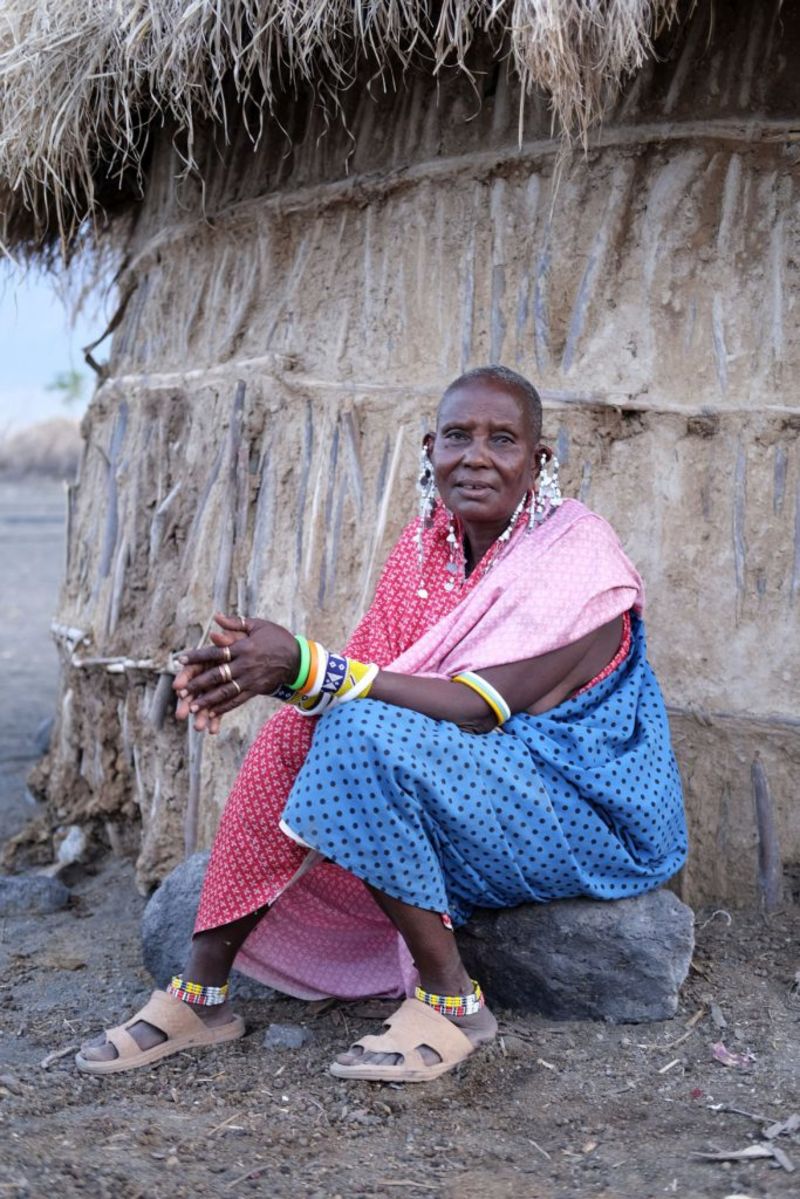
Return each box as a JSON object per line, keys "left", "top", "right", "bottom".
{"left": 461, "top": 521, "right": 514, "bottom": 576}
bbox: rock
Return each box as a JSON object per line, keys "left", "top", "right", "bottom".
{"left": 141, "top": 852, "right": 274, "bottom": 1000}
{"left": 55, "top": 825, "right": 88, "bottom": 868}
{"left": 457, "top": 890, "right": 694, "bottom": 1023}
{"left": 0, "top": 873, "right": 70, "bottom": 915}
{"left": 263, "top": 1022, "right": 313, "bottom": 1049}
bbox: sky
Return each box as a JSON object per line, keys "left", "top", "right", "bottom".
{"left": 0, "top": 264, "right": 106, "bottom": 432}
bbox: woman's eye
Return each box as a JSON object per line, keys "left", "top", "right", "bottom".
{"left": 493, "top": 434, "right": 513, "bottom": 445}
{"left": 445, "top": 430, "right": 467, "bottom": 441}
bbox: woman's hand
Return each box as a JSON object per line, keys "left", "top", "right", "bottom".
{"left": 173, "top": 613, "right": 300, "bottom": 733}
{"left": 174, "top": 623, "right": 244, "bottom": 734}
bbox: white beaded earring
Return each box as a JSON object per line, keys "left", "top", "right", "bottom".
{"left": 444, "top": 513, "right": 458, "bottom": 591}
{"left": 416, "top": 446, "right": 436, "bottom": 546}
{"left": 531, "top": 453, "right": 563, "bottom": 528}
{"left": 497, "top": 492, "right": 528, "bottom": 544}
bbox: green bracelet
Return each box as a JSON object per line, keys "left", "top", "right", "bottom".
{"left": 289, "top": 634, "right": 311, "bottom": 691}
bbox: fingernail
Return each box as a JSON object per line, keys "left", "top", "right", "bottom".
{"left": 190, "top": 704, "right": 198, "bottom": 713}
{"left": 177, "top": 656, "right": 188, "bottom": 665}
{"left": 179, "top": 690, "right": 188, "bottom": 698}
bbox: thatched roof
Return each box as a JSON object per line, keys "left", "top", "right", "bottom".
{"left": 0, "top": 1, "right": 680, "bottom": 259}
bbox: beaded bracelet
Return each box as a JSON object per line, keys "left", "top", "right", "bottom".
{"left": 451, "top": 671, "right": 511, "bottom": 726}
{"left": 270, "top": 637, "right": 379, "bottom": 715}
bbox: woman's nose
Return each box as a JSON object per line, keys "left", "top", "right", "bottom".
{"left": 461, "top": 437, "right": 492, "bottom": 465}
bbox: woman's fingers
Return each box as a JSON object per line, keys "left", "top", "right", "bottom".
{"left": 215, "top": 612, "right": 256, "bottom": 635}
{"left": 210, "top": 630, "right": 242, "bottom": 647}
{"left": 173, "top": 662, "right": 204, "bottom": 703}
{"left": 189, "top": 680, "right": 244, "bottom": 714}
{"left": 179, "top": 643, "right": 242, "bottom": 668}
{"left": 184, "top": 661, "right": 243, "bottom": 697}
{"left": 205, "top": 690, "right": 255, "bottom": 721}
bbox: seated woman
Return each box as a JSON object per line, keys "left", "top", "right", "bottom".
{"left": 76, "top": 365, "right": 687, "bottom": 1082}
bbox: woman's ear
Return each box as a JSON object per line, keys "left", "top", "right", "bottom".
{"left": 534, "top": 443, "right": 554, "bottom": 473}
{"left": 422, "top": 431, "right": 434, "bottom": 457}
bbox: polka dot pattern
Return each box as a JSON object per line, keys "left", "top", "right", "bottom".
{"left": 283, "top": 617, "right": 687, "bottom": 927}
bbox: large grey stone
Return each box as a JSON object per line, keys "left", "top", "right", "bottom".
{"left": 141, "top": 852, "right": 274, "bottom": 1000}
{"left": 457, "top": 890, "right": 694, "bottom": 1023}
{"left": 0, "top": 873, "right": 70, "bottom": 915}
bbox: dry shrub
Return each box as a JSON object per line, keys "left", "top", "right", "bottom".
{"left": 0, "top": 416, "right": 82, "bottom": 478}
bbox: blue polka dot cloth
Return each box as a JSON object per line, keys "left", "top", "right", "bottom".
{"left": 282, "top": 617, "right": 688, "bottom": 926}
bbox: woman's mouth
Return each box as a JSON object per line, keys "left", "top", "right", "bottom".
{"left": 455, "top": 482, "right": 493, "bottom": 497}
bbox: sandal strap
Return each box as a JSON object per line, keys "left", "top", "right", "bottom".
{"left": 104, "top": 1024, "right": 142, "bottom": 1059}
{"left": 353, "top": 998, "right": 474, "bottom": 1067}
{"left": 121, "top": 989, "right": 206, "bottom": 1039}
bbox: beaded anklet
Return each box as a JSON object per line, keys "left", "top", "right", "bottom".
{"left": 414, "top": 979, "right": 485, "bottom": 1018}
{"left": 167, "top": 976, "right": 229, "bottom": 1006}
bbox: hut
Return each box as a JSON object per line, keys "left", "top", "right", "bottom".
{"left": 1, "top": 1, "right": 797, "bottom": 908}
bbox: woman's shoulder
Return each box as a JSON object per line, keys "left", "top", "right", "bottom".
{"left": 550, "top": 498, "right": 627, "bottom": 547}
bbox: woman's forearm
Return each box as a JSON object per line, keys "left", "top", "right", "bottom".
{"left": 368, "top": 671, "right": 497, "bottom": 733}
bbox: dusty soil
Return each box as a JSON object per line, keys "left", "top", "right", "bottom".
{"left": 0, "top": 861, "right": 799, "bottom": 1199}
{"left": 3, "top": 478, "right": 800, "bottom": 1199}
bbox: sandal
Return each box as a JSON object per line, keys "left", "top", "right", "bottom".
{"left": 74, "top": 990, "right": 245, "bottom": 1076}
{"left": 329, "top": 997, "right": 492, "bottom": 1082}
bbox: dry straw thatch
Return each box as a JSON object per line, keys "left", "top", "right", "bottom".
{"left": 0, "top": 1, "right": 680, "bottom": 258}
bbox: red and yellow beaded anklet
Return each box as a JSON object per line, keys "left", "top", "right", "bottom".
{"left": 167, "top": 976, "right": 229, "bottom": 1006}
{"left": 414, "top": 979, "right": 484, "bottom": 1018}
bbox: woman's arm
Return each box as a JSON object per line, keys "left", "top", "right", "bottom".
{"left": 178, "top": 613, "right": 623, "bottom": 734}
{"left": 369, "top": 616, "right": 622, "bottom": 732}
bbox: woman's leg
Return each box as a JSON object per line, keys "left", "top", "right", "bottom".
{"left": 336, "top": 888, "right": 496, "bottom": 1068}
{"left": 80, "top": 707, "right": 315, "bottom": 1065}
{"left": 79, "top": 908, "right": 268, "bottom": 1063}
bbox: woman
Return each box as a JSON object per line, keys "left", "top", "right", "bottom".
{"left": 76, "top": 365, "right": 687, "bottom": 1081}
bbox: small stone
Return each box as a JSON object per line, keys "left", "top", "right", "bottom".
{"left": 55, "top": 825, "right": 88, "bottom": 868}
{"left": 141, "top": 853, "right": 274, "bottom": 1000}
{"left": 262, "top": 1023, "right": 312, "bottom": 1050}
{"left": 0, "top": 874, "right": 70, "bottom": 916}
{"left": 457, "top": 889, "right": 694, "bottom": 1023}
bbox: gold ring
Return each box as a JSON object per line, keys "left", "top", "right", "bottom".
{"left": 220, "top": 662, "right": 233, "bottom": 683}
{"left": 231, "top": 680, "right": 241, "bottom": 695}
{"left": 222, "top": 646, "right": 232, "bottom": 663}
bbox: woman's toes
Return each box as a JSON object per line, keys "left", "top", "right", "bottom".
{"left": 79, "top": 1041, "right": 119, "bottom": 1063}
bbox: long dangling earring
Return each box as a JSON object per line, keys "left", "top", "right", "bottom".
{"left": 416, "top": 446, "right": 437, "bottom": 597}
{"left": 444, "top": 512, "right": 458, "bottom": 591}
{"left": 497, "top": 493, "right": 527, "bottom": 545}
{"left": 530, "top": 452, "right": 563, "bottom": 529}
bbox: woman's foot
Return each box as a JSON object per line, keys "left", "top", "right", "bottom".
{"left": 335, "top": 1001, "right": 497, "bottom": 1069}
{"left": 79, "top": 995, "right": 239, "bottom": 1064}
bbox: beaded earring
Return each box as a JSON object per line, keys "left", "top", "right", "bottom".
{"left": 497, "top": 492, "right": 528, "bottom": 544}
{"left": 444, "top": 513, "right": 458, "bottom": 591}
{"left": 531, "top": 452, "right": 563, "bottom": 528}
{"left": 415, "top": 446, "right": 437, "bottom": 593}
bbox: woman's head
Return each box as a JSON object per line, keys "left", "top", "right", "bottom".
{"left": 427, "top": 365, "right": 545, "bottom": 536}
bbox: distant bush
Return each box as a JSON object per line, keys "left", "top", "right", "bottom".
{"left": 0, "top": 418, "right": 82, "bottom": 479}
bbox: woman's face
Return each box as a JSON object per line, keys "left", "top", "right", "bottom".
{"left": 429, "top": 381, "right": 539, "bottom": 529}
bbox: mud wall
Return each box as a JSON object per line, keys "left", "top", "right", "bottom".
{"left": 45, "top": 0, "right": 800, "bottom": 905}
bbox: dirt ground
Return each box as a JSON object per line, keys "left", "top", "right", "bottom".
{"left": 3, "top": 479, "right": 800, "bottom": 1199}
{"left": 0, "top": 860, "right": 799, "bottom": 1199}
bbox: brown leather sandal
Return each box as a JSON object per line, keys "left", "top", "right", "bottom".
{"left": 329, "top": 997, "right": 494, "bottom": 1082}
{"left": 74, "top": 990, "right": 245, "bottom": 1075}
